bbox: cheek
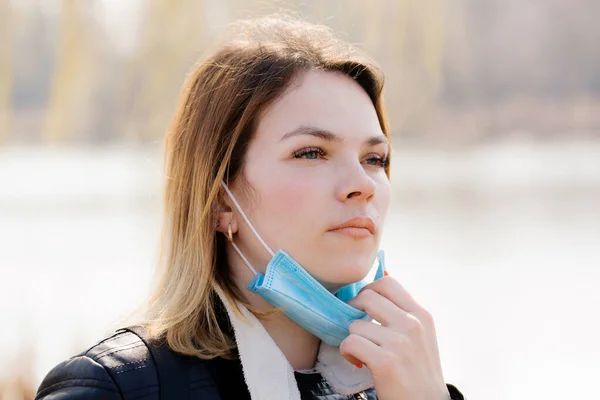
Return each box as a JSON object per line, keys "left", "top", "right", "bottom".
{"left": 374, "top": 178, "right": 391, "bottom": 221}
{"left": 260, "top": 168, "right": 327, "bottom": 219}
{"left": 245, "top": 159, "right": 329, "bottom": 238}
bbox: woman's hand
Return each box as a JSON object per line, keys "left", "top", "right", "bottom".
{"left": 339, "top": 273, "right": 450, "bottom": 400}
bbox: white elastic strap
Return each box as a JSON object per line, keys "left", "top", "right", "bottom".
{"left": 230, "top": 239, "right": 258, "bottom": 275}
{"left": 220, "top": 181, "right": 275, "bottom": 257}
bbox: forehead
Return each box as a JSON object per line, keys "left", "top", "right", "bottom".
{"left": 254, "top": 70, "right": 383, "bottom": 144}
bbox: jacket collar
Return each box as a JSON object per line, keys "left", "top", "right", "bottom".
{"left": 215, "top": 286, "right": 300, "bottom": 400}
{"left": 214, "top": 286, "right": 374, "bottom": 399}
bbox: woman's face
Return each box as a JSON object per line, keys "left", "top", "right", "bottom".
{"left": 229, "top": 69, "right": 391, "bottom": 291}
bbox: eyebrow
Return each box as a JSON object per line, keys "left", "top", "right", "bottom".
{"left": 279, "top": 125, "right": 388, "bottom": 147}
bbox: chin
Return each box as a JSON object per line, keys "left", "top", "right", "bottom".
{"left": 319, "top": 255, "right": 376, "bottom": 291}
{"left": 292, "top": 245, "right": 379, "bottom": 289}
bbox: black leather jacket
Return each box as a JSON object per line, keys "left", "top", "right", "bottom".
{"left": 35, "top": 328, "right": 464, "bottom": 400}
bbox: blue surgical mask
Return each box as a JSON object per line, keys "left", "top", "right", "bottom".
{"left": 221, "top": 181, "right": 386, "bottom": 347}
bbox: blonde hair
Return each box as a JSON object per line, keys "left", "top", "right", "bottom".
{"left": 139, "top": 15, "right": 391, "bottom": 359}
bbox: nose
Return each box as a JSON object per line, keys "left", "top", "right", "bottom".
{"left": 335, "top": 159, "right": 377, "bottom": 202}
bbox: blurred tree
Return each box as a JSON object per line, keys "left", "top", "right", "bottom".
{"left": 0, "top": 0, "right": 11, "bottom": 144}
{"left": 123, "top": 0, "right": 208, "bottom": 142}
{"left": 75, "top": 5, "right": 121, "bottom": 143}
{"left": 4, "top": 0, "right": 598, "bottom": 145}
{"left": 42, "top": 0, "right": 107, "bottom": 143}
{"left": 382, "top": 0, "right": 445, "bottom": 132}
{"left": 43, "top": 0, "right": 82, "bottom": 143}
{"left": 11, "top": 6, "right": 56, "bottom": 111}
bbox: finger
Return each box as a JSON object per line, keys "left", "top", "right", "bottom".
{"left": 339, "top": 332, "right": 383, "bottom": 369}
{"left": 348, "top": 319, "right": 388, "bottom": 346}
{"left": 359, "top": 276, "right": 422, "bottom": 314}
{"left": 349, "top": 288, "right": 410, "bottom": 327}
{"left": 342, "top": 353, "right": 362, "bottom": 367}
{"left": 350, "top": 319, "right": 419, "bottom": 352}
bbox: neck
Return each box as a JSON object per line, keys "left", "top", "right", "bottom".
{"left": 247, "top": 290, "right": 321, "bottom": 370}
{"left": 227, "top": 247, "right": 321, "bottom": 370}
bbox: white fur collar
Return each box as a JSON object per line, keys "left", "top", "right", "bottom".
{"left": 215, "top": 287, "right": 374, "bottom": 399}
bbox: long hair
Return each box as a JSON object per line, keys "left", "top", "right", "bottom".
{"left": 141, "top": 15, "right": 391, "bottom": 359}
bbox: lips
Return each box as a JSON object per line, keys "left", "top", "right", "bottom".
{"left": 328, "top": 217, "right": 376, "bottom": 235}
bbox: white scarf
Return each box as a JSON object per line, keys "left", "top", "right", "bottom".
{"left": 215, "top": 287, "right": 374, "bottom": 399}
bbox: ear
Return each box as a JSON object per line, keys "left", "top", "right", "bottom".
{"left": 214, "top": 193, "right": 239, "bottom": 236}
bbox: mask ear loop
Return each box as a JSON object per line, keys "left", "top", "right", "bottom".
{"left": 220, "top": 181, "right": 275, "bottom": 258}
{"left": 226, "top": 222, "right": 258, "bottom": 275}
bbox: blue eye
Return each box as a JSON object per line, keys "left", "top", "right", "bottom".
{"left": 365, "top": 155, "right": 390, "bottom": 168}
{"left": 293, "top": 147, "right": 326, "bottom": 160}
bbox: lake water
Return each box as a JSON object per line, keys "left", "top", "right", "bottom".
{"left": 1, "top": 141, "right": 599, "bottom": 399}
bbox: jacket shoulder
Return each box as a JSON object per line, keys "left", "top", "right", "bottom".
{"left": 35, "top": 330, "right": 159, "bottom": 400}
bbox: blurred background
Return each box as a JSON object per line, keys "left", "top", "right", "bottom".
{"left": 1, "top": 0, "right": 599, "bottom": 399}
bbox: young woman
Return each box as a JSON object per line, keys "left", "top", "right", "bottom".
{"left": 35, "top": 16, "right": 464, "bottom": 400}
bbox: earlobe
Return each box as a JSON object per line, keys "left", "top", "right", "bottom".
{"left": 213, "top": 187, "right": 239, "bottom": 237}
{"left": 214, "top": 211, "right": 231, "bottom": 233}
{"left": 214, "top": 210, "right": 239, "bottom": 237}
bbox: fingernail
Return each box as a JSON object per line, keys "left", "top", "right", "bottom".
{"left": 383, "top": 270, "right": 389, "bottom": 276}
{"left": 354, "top": 362, "right": 363, "bottom": 369}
